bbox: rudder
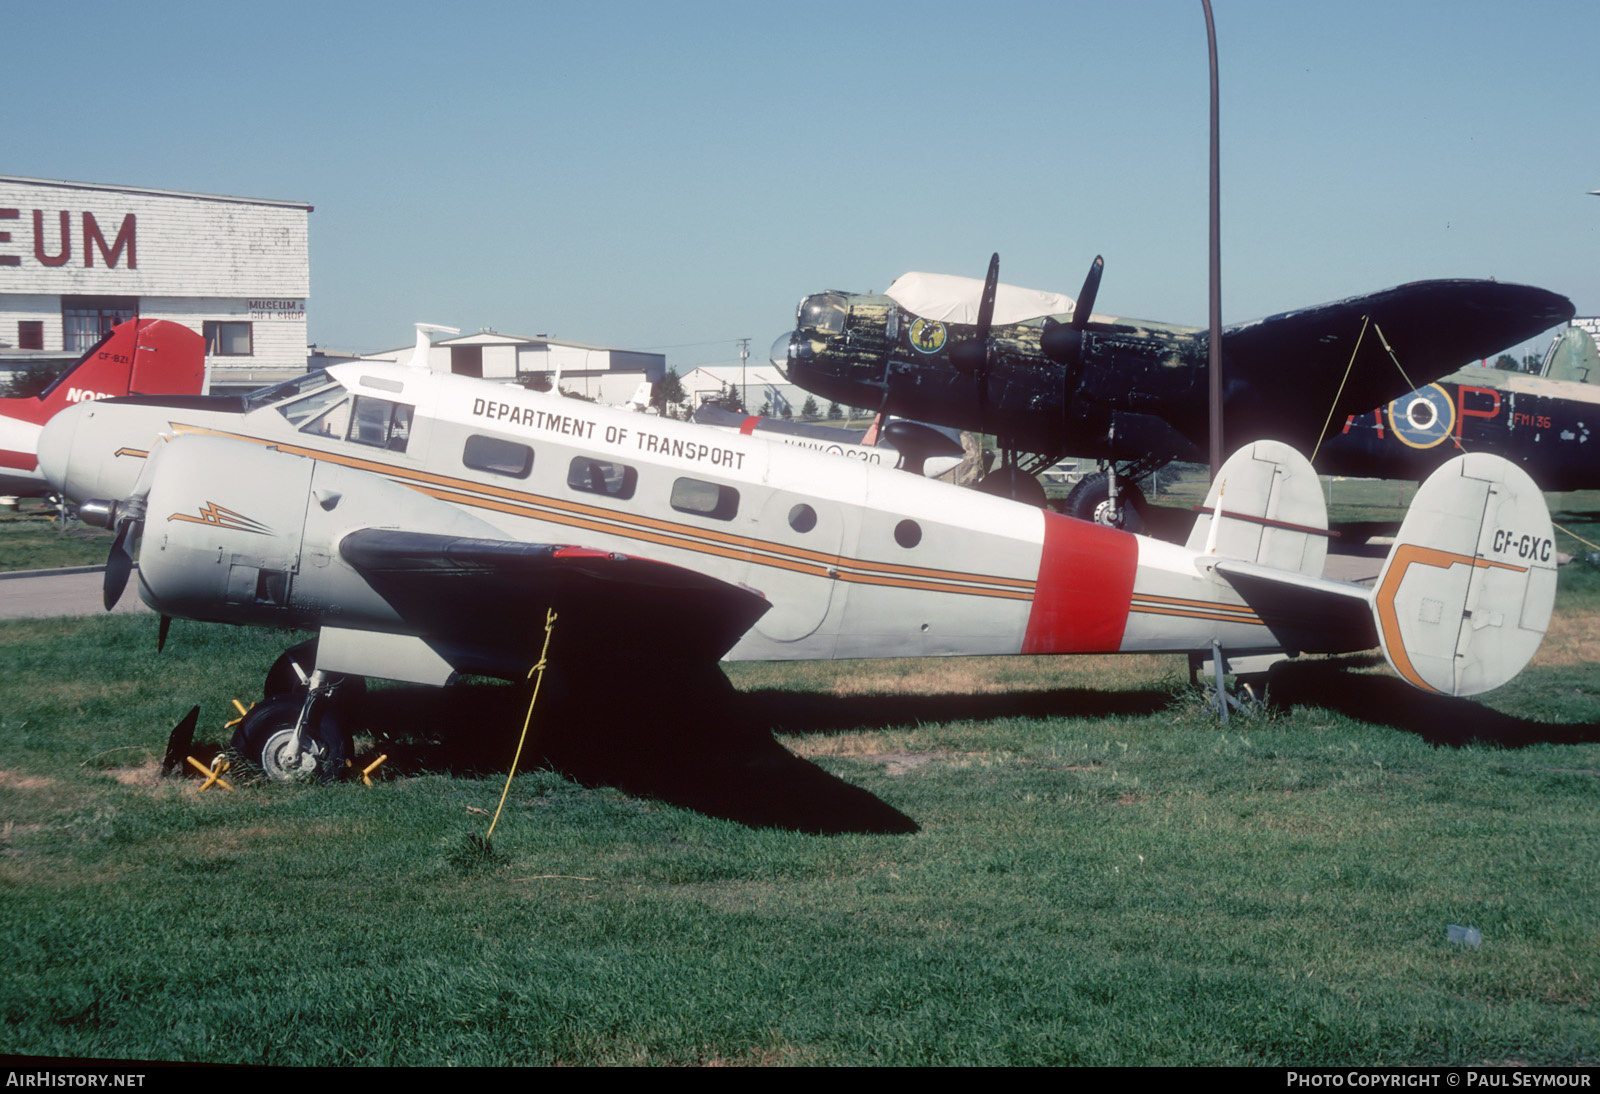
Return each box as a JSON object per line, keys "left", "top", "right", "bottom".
{"left": 1372, "top": 452, "right": 1556, "bottom": 696}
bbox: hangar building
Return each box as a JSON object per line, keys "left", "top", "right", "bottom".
{"left": 0, "top": 176, "right": 312, "bottom": 393}
{"left": 361, "top": 329, "right": 665, "bottom": 406}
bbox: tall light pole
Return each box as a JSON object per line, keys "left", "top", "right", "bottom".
{"left": 1203, "top": 0, "right": 1223, "bottom": 481}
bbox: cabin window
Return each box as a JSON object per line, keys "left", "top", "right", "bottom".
{"left": 347, "top": 395, "right": 414, "bottom": 452}
{"left": 894, "top": 519, "right": 922, "bottom": 549}
{"left": 567, "top": 457, "right": 637, "bottom": 500}
{"left": 464, "top": 434, "right": 533, "bottom": 479}
{"left": 788, "top": 504, "right": 817, "bottom": 533}
{"left": 670, "top": 477, "right": 739, "bottom": 521}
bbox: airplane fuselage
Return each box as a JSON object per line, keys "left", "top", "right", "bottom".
{"left": 39, "top": 363, "right": 1311, "bottom": 670}
{"left": 1317, "top": 367, "right": 1600, "bottom": 491}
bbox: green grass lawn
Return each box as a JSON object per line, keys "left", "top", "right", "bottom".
{"left": 1, "top": 589, "right": 1596, "bottom": 1065}
{"left": 0, "top": 498, "right": 114, "bottom": 572}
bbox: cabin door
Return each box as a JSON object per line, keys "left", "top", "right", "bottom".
{"left": 749, "top": 491, "right": 843, "bottom": 643}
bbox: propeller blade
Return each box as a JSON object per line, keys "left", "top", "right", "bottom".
{"left": 103, "top": 521, "right": 134, "bottom": 611}
{"left": 1073, "top": 255, "right": 1104, "bottom": 330}
{"left": 974, "top": 252, "right": 999, "bottom": 340}
{"left": 949, "top": 253, "right": 1001, "bottom": 374}
{"left": 1040, "top": 255, "right": 1106, "bottom": 366}
{"left": 161, "top": 705, "right": 200, "bottom": 777}
{"left": 158, "top": 614, "right": 172, "bottom": 653}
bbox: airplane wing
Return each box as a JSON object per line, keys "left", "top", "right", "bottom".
{"left": 339, "top": 529, "right": 770, "bottom": 666}
{"left": 1221, "top": 280, "right": 1574, "bottom": 449}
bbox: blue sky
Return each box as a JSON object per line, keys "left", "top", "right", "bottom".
{"left": 7, "top": 1, "right": 1597, "bottom": 369}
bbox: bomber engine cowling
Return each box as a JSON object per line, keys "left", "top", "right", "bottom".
{"left": 133, "top": 434, "right": 505, "bottom": 629}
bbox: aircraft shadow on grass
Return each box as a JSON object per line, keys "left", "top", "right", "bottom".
{"left": 1266, "top": 657, "right": 1600, "bottom": 748}
{"left": 349, "top": 674, "right": 1179, "bottom": 836}
{"left": 337, "top": 656, "right": 1594, "bottom": 837}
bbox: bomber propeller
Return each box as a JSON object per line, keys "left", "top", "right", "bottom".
{"left": 1039, "top": 254, "right": 1105, "bottom": 372}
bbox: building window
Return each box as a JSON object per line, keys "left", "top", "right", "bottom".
{"left": 17, "top": 322, "right": 43, "bottom": 350}
{"left": 61, "top": 296, "right": 137, "bottom": 353}
{"left": 204, "top": 321, "right": 253, "bottom": 356}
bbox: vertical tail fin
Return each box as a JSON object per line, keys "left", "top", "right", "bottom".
{"left": 1372, "top": 453, "right": 1556, "bottom": 696}
{"left": 28, "top": 319, "right": 205, "bottom": 421}
{"left": 1186, "top": 439, "right": 1331, "bottom": 578}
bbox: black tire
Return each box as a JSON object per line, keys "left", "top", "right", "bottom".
{"left": 976, "top": 465, "right": 1048, "bottom": 508}
{"left": 1064, "top": 471, "right": 1146, "bottom": 533}
{"left": 230, "top": 695, "right": 350, "bottom": 783}
{"left": 264, "top": 639, "right": 319, "bottom": 699}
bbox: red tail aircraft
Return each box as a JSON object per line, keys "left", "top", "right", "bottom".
{"left": 0, "top": 319, "right": 205, "bottom": 497}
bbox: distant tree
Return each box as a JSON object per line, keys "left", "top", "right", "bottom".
{"left": 1492, "top": 354, "right": 1519, "bottom": 371}
{"left": 658, "top": 367, "right": 684, "bottom": 409}
{"left": 719, "top": 382, "right": 745, "bottom": 413}
{"left": 757, "top": 398, "right": 772, "bottom": 417}
{"left": 801, "top": 395, "right": 820, "bottom": 420}
{"left": 1522, "top": 353, "right": 1542, "bottom": 373}
{"left": 827, "top": 401, "right": 843, "bottom": 420}
{"left": 780, "top": 403, "right": 794, "bottom": 420}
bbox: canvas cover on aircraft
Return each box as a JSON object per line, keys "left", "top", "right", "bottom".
{"left": 885, "top": 271, "right": 1085, "bottom": 325}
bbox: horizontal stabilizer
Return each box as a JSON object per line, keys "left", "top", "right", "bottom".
{"left": 1187, "top": 440, "right": 1330, "bottom": 578}
{"left": 1372, "top": 453, "right": 1556, "bottom": 696}
{"left": 1211, "top": 559, "right": 1377, "bottom": 654}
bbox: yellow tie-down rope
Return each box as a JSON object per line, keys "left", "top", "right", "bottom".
{"left": 1312, "top": 320, "right": 1600, "bottom": 556}
{"left": 486, "top": 608, "right": 558, "bottom": 844}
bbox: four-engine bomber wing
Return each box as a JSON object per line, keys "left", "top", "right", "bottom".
{"left": 1220, "top": 280, "right": 1577, "bottom": 449}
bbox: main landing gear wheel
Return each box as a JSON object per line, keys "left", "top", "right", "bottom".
{"left": 1065, "top": 471, "right": 1146, "bottom": 533}
{"left": 977, "top": 465, "right": 1048, "bottom": 508}
{"left": 230, "top": 695, "right": 350, "bottom": 783}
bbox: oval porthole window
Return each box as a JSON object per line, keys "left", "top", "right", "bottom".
{"left": 894, "top": 519, "right": 922, "bottom": 549}
{"left": 788, "top": 503, "right": 817, "bottom": 533}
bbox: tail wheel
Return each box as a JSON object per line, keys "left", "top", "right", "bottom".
{"left": 230, "top": 695, "right": 350, "bottom": 783}
{"left": 1064, "top": 471, "right": 1146, "bottom": 533}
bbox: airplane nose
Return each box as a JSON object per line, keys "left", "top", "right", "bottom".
{"left": 36, "top": 401, "right": 84, "bottom": 494}
{"left": 769, "top": 330, "right": 798, "bottom": 370}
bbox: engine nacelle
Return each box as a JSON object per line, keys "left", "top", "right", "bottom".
{"left": 136, "top": 434, "right": 507, "bottom": 629}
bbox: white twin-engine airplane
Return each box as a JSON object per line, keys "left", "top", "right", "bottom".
{"left": 37, "top": 328, "right": 1557, "bottom": 781}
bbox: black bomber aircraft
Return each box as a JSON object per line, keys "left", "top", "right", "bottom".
{"left": 1316, "top": 323, "right": 1600, "bottom": 492}
{"left": 774, "top": 254, "right": 1574, "bottom": 526}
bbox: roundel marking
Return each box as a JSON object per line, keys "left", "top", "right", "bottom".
{"left": 908, "top": 318, "right": 947, "bottom": 355}
{"left": 1386, "top": 384, "right": 1456, "bottom": 449}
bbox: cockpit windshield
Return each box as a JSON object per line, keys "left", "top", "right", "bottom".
{"left": 277, "top": 383, "right": 352, "bottom": 430}
{"left": 242, "top": 369, "right": 339, "bottom": 413}
{"left": 798, "top": 293, "right": 848, "bottom": 335}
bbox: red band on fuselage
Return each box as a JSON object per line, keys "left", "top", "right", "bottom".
{"left": 0, "top": 449, "right": 38, "bottom": 471}
{"left": 739, "top": 417, "right": 760, "bottom": 435}
{"left": 1022, "top": 512, "right": 1138, "bottom": 654}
